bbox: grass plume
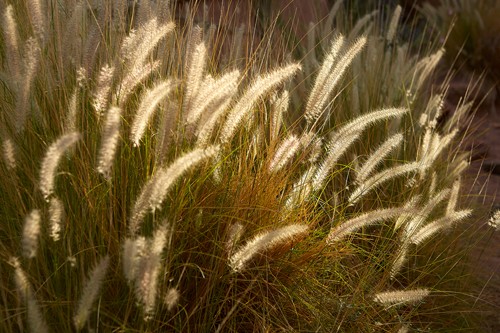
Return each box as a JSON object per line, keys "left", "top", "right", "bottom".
{"left": 73, "top": 255, "right": 110, "bottom": 331}
{"left": 39, "top": 132, "right": 80, "bottom": 200}
{"left": 229, "top": 224, "right": 309, "bottom": 273}
{"left": 0, "top": 2, "right": 483, "bottom": 331}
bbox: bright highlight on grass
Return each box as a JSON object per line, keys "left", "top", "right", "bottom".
{"left": 0, "top": 1, "right": 484, "bottom": 332}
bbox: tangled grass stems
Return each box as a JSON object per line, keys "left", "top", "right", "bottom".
{"left": 0, "top": 1, "right": 484, "bottom": 331}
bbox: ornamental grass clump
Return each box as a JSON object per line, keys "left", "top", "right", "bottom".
{"left": 0, "top": 1, "right": 483, "bottom": 331}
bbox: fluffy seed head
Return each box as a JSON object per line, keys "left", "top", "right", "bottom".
{"left": 22, "top": 210, "right": 41, "bottom": 258}
{"left": 123, "top": 237, "right": 147, "bottom": 283}
{"left": 269, "top": 134, "right": 301, "bottom": 172}
{"left": 131, "top": 80, "right": 175, "bottom": 146}
{"left": 374, "top": 288, "right": 430, "bottom": 307}
{"left": 305, "top": 36, "right": 366, "bottom": 124}
{"left": 411, "top": 209, "right": 473, "bottom": 246}
{"left": 164, "top": 288, "right": 180, "bottom": 311}
{"left": 97, "top": 107, "right": 121, "bottom": 180}
{"left": 2, "top": 137, "right": 16, "bottom": 169}
{"left": 49, "top": 197, "right": 64, "bottom": 241}
{"left": 92, "top": 64, "right": 115, "bottom": 116}
{"left": 356, "top": 132, "right": 403, "bottom": 184}
{"left": 73, "top": 255, "right": 110, "bottom": 330}
{"left": 386, "top": 5, "right": 401, "bottom": 43}
{"left": 326, "top": 207, "right": 405, "bottom": 244}
{"left": 40, "top": 132, "right": 80, "bottom": 200}
{"left": 229, "top": 224, "right": 308, "bottom": 273}
{"left": 130, "top": 146, "right": 219, "bottom": 234}
{"left": 220, "top": 63, "right": 301, "bottom": 143}
{"left": 489, "top": 210, "right": 500, "bottom": 231}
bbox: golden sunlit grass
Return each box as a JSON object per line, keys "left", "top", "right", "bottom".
{"left": 0, "top": 1, "right": 489, "bottom": 332}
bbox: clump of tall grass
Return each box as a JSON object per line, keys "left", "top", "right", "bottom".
{"left": 0, "top": 1, "right": 481, "bottom": 331}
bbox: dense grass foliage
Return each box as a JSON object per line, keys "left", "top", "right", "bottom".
{"left": 0, "top": 1, "right": 483, "bottom": 332}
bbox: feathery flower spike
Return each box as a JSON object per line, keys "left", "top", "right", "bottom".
{"left": 305, "top": 36, "right": 366, "bottom": 124}
{"left": 326, "top": 207, "right": 405, "bottom": 244}
{"left": 187, "top": 70, "right": 240, "bottom": 125}
{"left": 164, "top": 288, "right": 180, "bottom": 311}
{"left": 489, "top": 210, "right": 500, "bottom": 231}
{"left": 269, "top": 134, "right": 301, "bottom": 172}
{"left": 391, "top": 242, "right": 410, "bottom": 278}
{"left": 131, "top": 80, "right": 175, "bottom": 146}
{"left": 183, "top": 41, "right": 207, "bottom": 116}
{"left": 404, "top": 188, "right": 450, "bottom": 238}
{"left": 229, "top": 224, "right": 308, "bottom": 272}
{"left": 97, "top": 106, "right": 122, "bottom": 180}
{"left": 356, "top": 133, "right": 403, "bottom": 184}
{"left": 93, "top": 64, "right": 115, "bottom": 116}
{"left": 130, "top": 146, "right": 219, "bottom": 234}
{"left": 40, "top": 132, "right": 80, "bottom": 200}
{"left": 12, "top": 257, "right": 49, "bottom": 333}
{"left": 49, "top": 197, "right": 64, "bottom": 241}
{"left": 2, "top": 6, "right": 21, "bottom": 82}
{"left": 386, "top": 5, "right": 401, "bottom": 43}
{"left": 446, "top": 178, "right": 461, "bottom": 215}
{"left": 349, "top": 162, "right": 420, "bottom": 204}
{"left": 411, "top": 209, "right": 472, "bottom": 246}
{"left": 73, "top": 255, "right": 110, "bottom": 331}
{"left": 2, "top": 136, "right": 16, "bottom": 169}
{"left": 374, "top": 288, "right": 430, "bottom": 307}
{"left": 22, "top": 209, "right": 41, "bottom": 258}
{"left": 123, "top": 237, "right": 147, "bottom": 283}
{"left": 220, "top": 63, "right": 301, "bottom": 143}
{"left": 305, "top": 35, "right": 345, "bottom": 123}
{"left": 270, "top": 90, "right": 289, "bottom": 140}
